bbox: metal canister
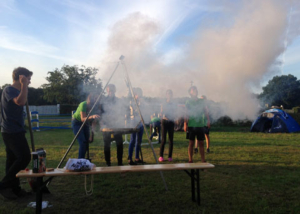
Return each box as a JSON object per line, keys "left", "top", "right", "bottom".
{"left": 32, "top": 152, "right": 39, "bottom": 173}
{"left": 38, "top": 149, "right": 46, "bottom": 173}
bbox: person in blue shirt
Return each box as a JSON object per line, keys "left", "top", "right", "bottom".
{"left": 0, "top": 67, "right": 33, "bottom": 199}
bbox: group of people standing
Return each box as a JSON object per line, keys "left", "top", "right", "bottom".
{"left": 71, "top": 84, "right": 211, "bottom": 166}
{"left": 0, "top": 66, "right": 211, "bottom": 200}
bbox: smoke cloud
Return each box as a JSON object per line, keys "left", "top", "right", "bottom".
{"left": 98, "top": 0, "right": 300, "bottom": 121}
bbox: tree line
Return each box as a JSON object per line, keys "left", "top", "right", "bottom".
{"left": 1, "top": 65, "right": 300, "bottom": 109}
{"left": 0, "top": 65, "right": 102, "bottom": 106}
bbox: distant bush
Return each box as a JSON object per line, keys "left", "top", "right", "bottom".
{"left": 289, "top": 113, "right": 300, "bottom": 125}
{"left": 212, "top": 116, "right": 253, "bottom": 127}
{"left": 292, "top": 107, "right": 300, "bottom": 113}
{"left": 60, "top": 104, "right": 79, "bottom": 115}
{"left": 233, "top": 119, "right": 253, "bottom": 127}
{"left": 213, "top": 116, "right": 233, "bottom": 126}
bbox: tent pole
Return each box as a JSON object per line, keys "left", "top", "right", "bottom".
{"left": 120, "top": 57, "right": 168, "bottom": 191}
{"left": 47, "top": 60, "right": 121, "bottom": 186}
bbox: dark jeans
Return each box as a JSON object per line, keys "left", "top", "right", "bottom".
{"left": 0, "top": 132, "right": 31, "bottom": 191}
{"left": 160, "top": 120, "right": 174, "bottom": 158}
{"left": 102, "top": 132, "right": 123, "bottom": 165}
{"left": 128, "top": 122, "right": 144, "bottom": 161}
{"left": 72, "top": 119, "right": 90, "bottom": 159}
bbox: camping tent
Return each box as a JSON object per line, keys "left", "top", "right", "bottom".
{"left": 250, "top": 109, "right": 300, "bottom": 133}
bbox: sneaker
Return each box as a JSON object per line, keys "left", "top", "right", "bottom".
{"left": 128, "top": 160, "right": 137, "bottom": 165}
{"left": 158, "top": 157, "right": 164, "bottom": 162}
{"left": 135, "top": 159, "right": 146, "bottom": 164}
{"left": 0, "top": 188, "right": 17, "bottom": 200}
{"left": 188, "top": 160, "right": 193, "bottom": 163}
{"left": 194, "top": 148, "right": 198, "bottom": 154}
{"left": 168, "top": 157, "right": 173, "bottom": 162}
{"left": 106, "top": 162, "right": 111, "bottom": 167}
{"left": 206, "top": 148, "right": 210, "bottom": 153}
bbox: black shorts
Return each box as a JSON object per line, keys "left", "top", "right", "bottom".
{"left": 187, "top": 127, "right": 205, "bottom": 141}
{"left": 204, "top": 126, "right": 209, "bottom": 135}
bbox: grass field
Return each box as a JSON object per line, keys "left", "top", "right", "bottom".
{"left": 0, "top": 126, "right": 299, "bottom": 214}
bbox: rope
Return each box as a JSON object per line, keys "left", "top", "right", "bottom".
{"left": 84, "top": 174, "right": 94, "bottom": 196}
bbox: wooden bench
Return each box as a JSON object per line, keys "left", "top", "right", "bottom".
{"left": 17, "top": 162, "right": 215, "bottom": 214}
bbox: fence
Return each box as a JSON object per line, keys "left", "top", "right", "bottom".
{"left": 30, "top": 111, "right": 72, "bottom": 131}
{"left": 24, "top": 104, "right": 60, "bottom": 115}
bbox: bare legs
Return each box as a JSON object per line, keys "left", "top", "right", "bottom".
{"left": 189, "top": 140, "right": 205, "bottom": 163}
{"left": 195, "top": 134, "right": 210, "bottom": 151}
{"left": 205, "top": 134, "right": 210, "bottom": 150}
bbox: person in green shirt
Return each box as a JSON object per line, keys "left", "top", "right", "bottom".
{"left": 184, "top": 86, "right": 210, "bottom": 163}
{"left": 72, "top": 92, "right": 100, "bottom": 159}
{"left": 194, "top": 95, "right": 211, "bottom": 154}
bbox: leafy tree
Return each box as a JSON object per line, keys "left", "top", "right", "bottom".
{"left": 42, "top": 65, "right": 102, "bottom": 104}
{"left": 259, "top": 74, "right": 300, "bottom": 109}
{"left": 1, "top": 84, "right": 11, "bottom": 89}
{"left": 1, "top": 84, "right": 12, "bottom": 101}
{"left": 28, "top": 87, "right": 53, "bottom": 105}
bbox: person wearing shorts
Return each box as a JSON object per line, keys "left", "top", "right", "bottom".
{"left": 195, "top": 95, "right": 211, "bottom": 154}
{"left": 184, "top": 86, "right": 210, "bottom": 163}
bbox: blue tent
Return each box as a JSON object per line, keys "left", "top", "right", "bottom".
{"left": 250, "top": 109, "right": 300, "bottom": 133}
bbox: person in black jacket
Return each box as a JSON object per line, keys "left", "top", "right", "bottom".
{"left": 101, "top": 84, "right": 126, "bottom": 166}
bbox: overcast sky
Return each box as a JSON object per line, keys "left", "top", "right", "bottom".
{"left": 0, "top": 0, "right": 299, "bottom": 96}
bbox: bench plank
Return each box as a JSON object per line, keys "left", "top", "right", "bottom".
{"left": 17, "top": 163, "right": 214, "bottom": 178}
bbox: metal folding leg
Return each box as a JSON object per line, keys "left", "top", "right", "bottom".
{"left": 36, "top": 177, "right": 43, "bottom": 214}
{"left": 35, "top": 177, "right": 52, "bottom": 214}
{"left": 191, "top": 169, "right": 195, "bottom": 201}
{"left": 196, "top": 169, "right": 200, "bottom": 205}
{"left": 184, "top": 169, "right": 201, "bottom": 205}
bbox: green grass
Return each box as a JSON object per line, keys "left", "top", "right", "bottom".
{"left": 0, "top": 127, "right": 299, "bottom": 214}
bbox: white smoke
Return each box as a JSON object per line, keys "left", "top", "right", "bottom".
{"left": 98, "top": 0, "right": 300, "bottom": 121}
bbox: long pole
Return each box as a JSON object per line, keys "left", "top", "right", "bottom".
{"left": 120, "top": 57, "right": 168, "bottom": 191}
{"left": 25, "top": 102, "right": 35, "bottom": 152}
{"left": 26, "top": 102, "right": 51, "bottom": 193}
{"left": 47, "top": 61, "right": 121, "bottom": 186}
{"left": 56, "top": 61, "right": 121, "bottom": 168}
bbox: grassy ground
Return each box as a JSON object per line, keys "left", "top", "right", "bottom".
{"left": 0, "top": 126, "right": 299, "bottom": 214}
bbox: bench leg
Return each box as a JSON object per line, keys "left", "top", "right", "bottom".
{"left": 185, "top": 169, "right": 201, "bottom": 205}
{"left": 196, "top": 169, "right": 200, "bottom": 206}
{"left": 36, "top": 177, "right": 43, "bottom": 214}
{"left": 191, "top": 169, "right": 195, "bottom": 202}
